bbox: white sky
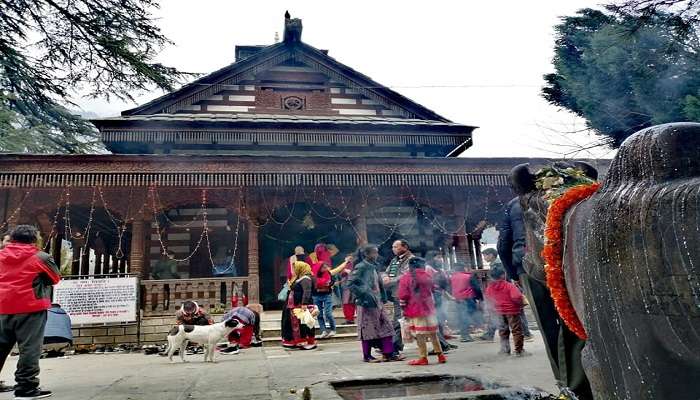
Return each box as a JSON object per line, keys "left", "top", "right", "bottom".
{"left": 77, "top": 0, "right": 616, "bottom": 160}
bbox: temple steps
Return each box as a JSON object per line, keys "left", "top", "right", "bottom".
{"left": 260, "top": 308, "right": 358, "bottom": 347}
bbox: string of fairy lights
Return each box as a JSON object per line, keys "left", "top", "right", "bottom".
{"left": 1, "top": 182, "right": 505, "bottom": 269}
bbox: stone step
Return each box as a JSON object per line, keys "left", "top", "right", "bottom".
{"left": 262, "top": 323, "right": 356, "bottom": 338}
{"left": 262, "top": 332, "right": 357, "bottom": 347}
{"left": 261, "top": 318, "right": 351, "bottom": 330}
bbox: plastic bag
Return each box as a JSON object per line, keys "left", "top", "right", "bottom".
{"left": 277, "top": 282, "right": 290, "bottom": 302}
{"left": 399, "top": 318, "right": 414, "bottom": 343}
{"left": 293, "top": 307, "right": 317, "bottom": 329}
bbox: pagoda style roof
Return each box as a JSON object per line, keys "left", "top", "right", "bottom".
{"left": 93, "top": 13, "right": 475, "bottom": 157}
{"left": 121, "top": 41, "right": 449, "bottom": 121}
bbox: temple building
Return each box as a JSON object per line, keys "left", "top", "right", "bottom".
{"left": 0, "top": 14, "right": 600, "bottom": 317}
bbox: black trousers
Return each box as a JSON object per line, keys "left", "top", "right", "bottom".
{"left": 0, "top": 311, "right": 48, "bottom": 391}
{"left": 520, "top": 274, "right": 593, "bottom": 400}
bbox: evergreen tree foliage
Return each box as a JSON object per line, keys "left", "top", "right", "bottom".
{"left": 0, "top": 0, "right": 185, "bottom": 153}
{"left": 543, "top": 7, "right": 700, "bottom": 146}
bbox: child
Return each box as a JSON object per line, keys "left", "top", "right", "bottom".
{"left": 485, "top": 267, "right": 528, "bottom": 356}
{"left": 450, "top": 261, "right": 483, "bottom": 342}
{"left": 398, "top": 257, "right": 447, "bottom": 365}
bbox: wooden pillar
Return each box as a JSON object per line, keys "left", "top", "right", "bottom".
{"left": 452, "top": 194, "right": 470, "bottom": 266}
{"left": 246, "top": 217, "right": 261, "bottom": 312}
{"left": 129, "top": 219, "right": 146, "bottom": 278}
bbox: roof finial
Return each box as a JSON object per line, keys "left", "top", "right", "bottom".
{"left": 283, "top": 11, "right": 302, "bottom": 43}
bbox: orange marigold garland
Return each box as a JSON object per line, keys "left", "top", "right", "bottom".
{"left": 541, "top": 182, "right": 601, "bottom": 340}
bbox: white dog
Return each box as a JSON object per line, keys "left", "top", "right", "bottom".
{"left": 166, "top": 319, "right": 240, "bottom": 363}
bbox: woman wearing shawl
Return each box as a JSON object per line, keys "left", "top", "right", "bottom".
{"left": 348, "top": 244, "right": 402, "bottom": 362}
{"left": 280, "top": 261, "right": 317, "bottom": 350}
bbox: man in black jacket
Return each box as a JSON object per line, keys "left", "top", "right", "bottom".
{"left": 479, "top": 200, "right": 532, "bottom": 341}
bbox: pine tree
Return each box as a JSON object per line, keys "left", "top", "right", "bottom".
{"left": 0, "top": 0, "right": 185, "bottom": 153}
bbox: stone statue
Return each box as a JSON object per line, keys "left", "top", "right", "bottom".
{"left": 510, "top": 123, "right": 700, "bottom": 400}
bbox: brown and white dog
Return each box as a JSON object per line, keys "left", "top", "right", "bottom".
{"left": 166, "top": 319, "right": 240, "bottom": 363}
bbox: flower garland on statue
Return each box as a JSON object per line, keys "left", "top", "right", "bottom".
{"left": 537, "top": 166, "right": 600, "bottom": 341}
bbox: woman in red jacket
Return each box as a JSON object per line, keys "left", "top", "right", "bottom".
{"left": 398, "top": 257, "right": 446, "bottom": 366}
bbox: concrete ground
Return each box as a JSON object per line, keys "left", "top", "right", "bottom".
{"left": 0, "top": 332, "right": 557, "bottom": 400}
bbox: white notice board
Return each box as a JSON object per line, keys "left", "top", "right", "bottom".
{"left": 53, "top": 277, "right": 138, "bottom": 325}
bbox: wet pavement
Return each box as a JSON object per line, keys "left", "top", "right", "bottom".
{"left": 0, "top": 331, "right": 557, "bottom": 400}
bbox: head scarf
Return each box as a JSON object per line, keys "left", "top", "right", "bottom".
{"left": 289, "top": 261, "right": 312, "bottom": 285}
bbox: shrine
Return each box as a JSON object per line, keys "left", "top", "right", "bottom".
{"left": 0, "top": 14, "right": 591, "bottom": 316}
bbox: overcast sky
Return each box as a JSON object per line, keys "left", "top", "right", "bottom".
{"left": 77, "top": 0, "right": 616, "bottom": 159}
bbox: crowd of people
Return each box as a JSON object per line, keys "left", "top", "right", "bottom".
{"left": 0, "top": 197, "right": 533, "bottom": 398}
{"left": 277, "top": 228, "right": 533, "bottom": 365}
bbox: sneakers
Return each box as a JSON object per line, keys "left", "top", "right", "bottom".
{"left": 14, "top": 388, "right": 52, "bottom": 399}
{"left": 408, "top": 357, "right": 429, "bottom": 366}
{"left": 326, "top": 330, "right": 336, "bottom": 338}
{"left": 219, "top": 346, "right": 240, "bottom": 355}
{"left": 437, "top": 353, "right": 447, "bottom": 364}
{"left": 382, "top": 353, "right": 406, "bottom": 362}
{"left": 319, "top": 331, "right": 330, "bottom": 339}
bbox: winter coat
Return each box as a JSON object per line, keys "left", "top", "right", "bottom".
{"left": 450, "top": 271, "right": 483, "bottom": 301}
{"left": 485, "top": 279, "right": 523, "bottom": 315}
{"left": 0, "top": 243, "right": 61, "bottom": 315}
{"left": 397, "top": 269, "right": 436, "bottom": 318}
{"left": 347, "top": 260, "right": 387, "bottom": 309}
{"left": 497, "top": 197, "right": 526, "bottom": 279}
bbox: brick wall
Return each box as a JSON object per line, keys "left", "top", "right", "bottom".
{"left": 71, "top": 314, "right": 225, "bottom": 348}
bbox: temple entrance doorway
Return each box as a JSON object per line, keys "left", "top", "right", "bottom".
{"left": 260, "top": 202, "right": 356, "bottom": 309}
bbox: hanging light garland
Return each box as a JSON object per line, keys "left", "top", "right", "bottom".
{"left": 0, "top": 189, "right": 33, "bottom": 232}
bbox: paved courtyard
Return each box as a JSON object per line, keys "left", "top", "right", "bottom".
{"left": 1, "top": 332, "right": 557, "bottom": 400}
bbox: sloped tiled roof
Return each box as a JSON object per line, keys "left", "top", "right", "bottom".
{"left": 96, "top": 113, "right": 470, "bottom": 128}
{"left": 121, "top": 40, "right": 452, "bottom": 122}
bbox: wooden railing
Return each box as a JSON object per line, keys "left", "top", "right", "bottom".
{"left": 141, "top": 277, "right": 249, "bottom": 316}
